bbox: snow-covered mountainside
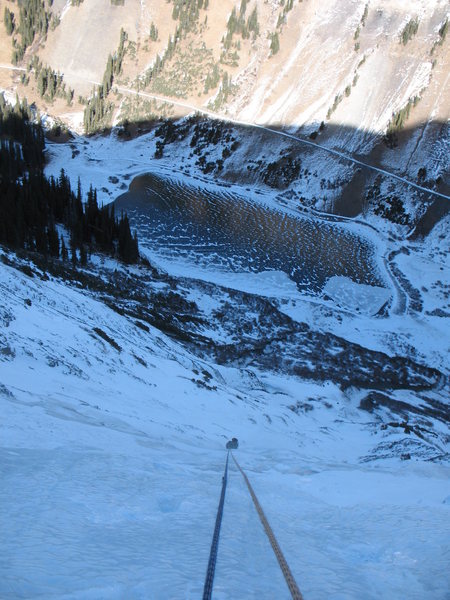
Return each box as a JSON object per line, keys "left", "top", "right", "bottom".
{"left": 1, "top": 240, "right": 449, "bottom": 599}
{"left": 1, "top": 118, "right": 450, "bottom": 596}
{"left": 1, "top": 1, "right": 449, "bottom": 598}
{"left": 2, "top": 108, "right": 447, "bottom": 598}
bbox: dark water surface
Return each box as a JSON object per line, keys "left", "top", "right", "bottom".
{"left": 115, "top": 173, "right": 385, "bottom": 292}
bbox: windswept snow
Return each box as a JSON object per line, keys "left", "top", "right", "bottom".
{"left": 323, "top": 276, "right": 391, "bottom": 315}
{"left": 1, "top": 245, "right": 449, "bottom": 599}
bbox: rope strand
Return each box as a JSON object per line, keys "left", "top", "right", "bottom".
{"left": 231, "top": 453, "right": 304, "bottom": 600}
{"left": 202, "top": 452, "right": 229, "bottom": 600}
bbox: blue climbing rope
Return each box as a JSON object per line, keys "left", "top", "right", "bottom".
{"left": 202, "top": 451, "right": 229, "bottom": 600}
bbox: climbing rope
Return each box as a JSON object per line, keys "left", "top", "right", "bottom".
{"left": 231, "top": 453, "right": 304, "bottom": 600}
{"left": 202, "top": 451, "right": 229, "bottom": 600}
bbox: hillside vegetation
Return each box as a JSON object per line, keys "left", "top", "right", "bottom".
{"left": 0, "top": 0, "right": 448, "bottom": 222}
{"left": 0, "top": 0, "right": 448, "bottom": 138}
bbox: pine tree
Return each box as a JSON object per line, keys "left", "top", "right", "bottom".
{"left": 46, "top": 221, "right": 59, "bottom": 257}
{"left": 118, "top": 213, "right": 139, "bottom": 263}
{"left": 150, "top": 22, "right": 158, "bottom": 41}
{"left": 102, "top": 54, "right": 114, "bottom": 98}
{"left": 4, "top": 7, "right": 15, "bottom": 35}
{"left": 80, "top": 243, "right": 87, "bottom": 265}
{"left": 61, "top": 237, "right": 68, "bottom": 261}
{"left": 248, "top": 7, "right": 259, "bottom": 36}
{"left": 270, "top": 32, "right": 280, "bottom": 55}
{"left": 114, "top": 28, "right": 127, "bottom": 75}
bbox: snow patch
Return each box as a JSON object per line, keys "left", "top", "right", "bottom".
{"left": 323, "top": 276, "right": 392, "bottom": 315}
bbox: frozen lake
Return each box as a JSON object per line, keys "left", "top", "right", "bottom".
{"left": 115, "top": 173, "right": 385, "bottom": 293}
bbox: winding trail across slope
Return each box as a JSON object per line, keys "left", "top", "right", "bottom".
{"left": 1, "top": 62, "right": 447, "bottom": 201}
{"left": 112, "top": 85, "right": 450, "bottom": 202}
{"left": 0, "top": 64, "right": 27, "bottom": 72}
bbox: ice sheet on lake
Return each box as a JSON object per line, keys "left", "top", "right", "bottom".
{"left": 323, "top": 276, "right": 392, "bottom": 315}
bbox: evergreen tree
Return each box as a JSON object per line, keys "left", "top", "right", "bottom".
{"left": 61, "top": 237, "right": 68, "bottom": 261}
{"left": 248, "top": 7, "right": 259, "bottom": 36}
{"left": 80, "top": 243, "right": 87, "bottom": 265}
{"left": 0, "top": 96, "right": 139, "bottom": 264}
{"left": 150, "top": 22, "right": 158, "bottom": 41}
{"left": 270, "top": 32, "right": 280, "bottom": 55}
{"left": 47, "top": 223, "right": 60, "bottom": 257}
{"left": 114, "top": 28, "right": 127, "bottom": 75}
{"left": 103, "top": 54, "right": 114, "bottom": 98}
{"left": 118, "top": 213, "right": 139, "bottom": 263}
{"left": 4, "top": 7, "right": 15, "bottom": 35}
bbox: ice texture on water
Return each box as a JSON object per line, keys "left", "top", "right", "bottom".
{"left": 116, "top": 173, "right": 385, "bottom": 293}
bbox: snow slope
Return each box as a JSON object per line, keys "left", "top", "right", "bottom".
{"left": 1, "top": 249, "right": 449, "bottom": 599}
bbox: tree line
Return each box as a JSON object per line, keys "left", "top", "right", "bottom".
{"left": 83, "top": 29, "right": 127, "bottom": 134}
{"left": 7, "top": 0, "right": 52, "bottom": 65}
{"left": 28, "top": 56, "right": 75, "bottom": 105}
{"left": 141, "top": 0, "right": 209, "bottom": 91}
{"left": 223, "top": 0, "right": 259, "bottom": 49}
{"left": 170, "top": 0, "right": 208, "bottom": 33}
{"left": 0, "top": 94, "right": 139, "bottom": 264}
